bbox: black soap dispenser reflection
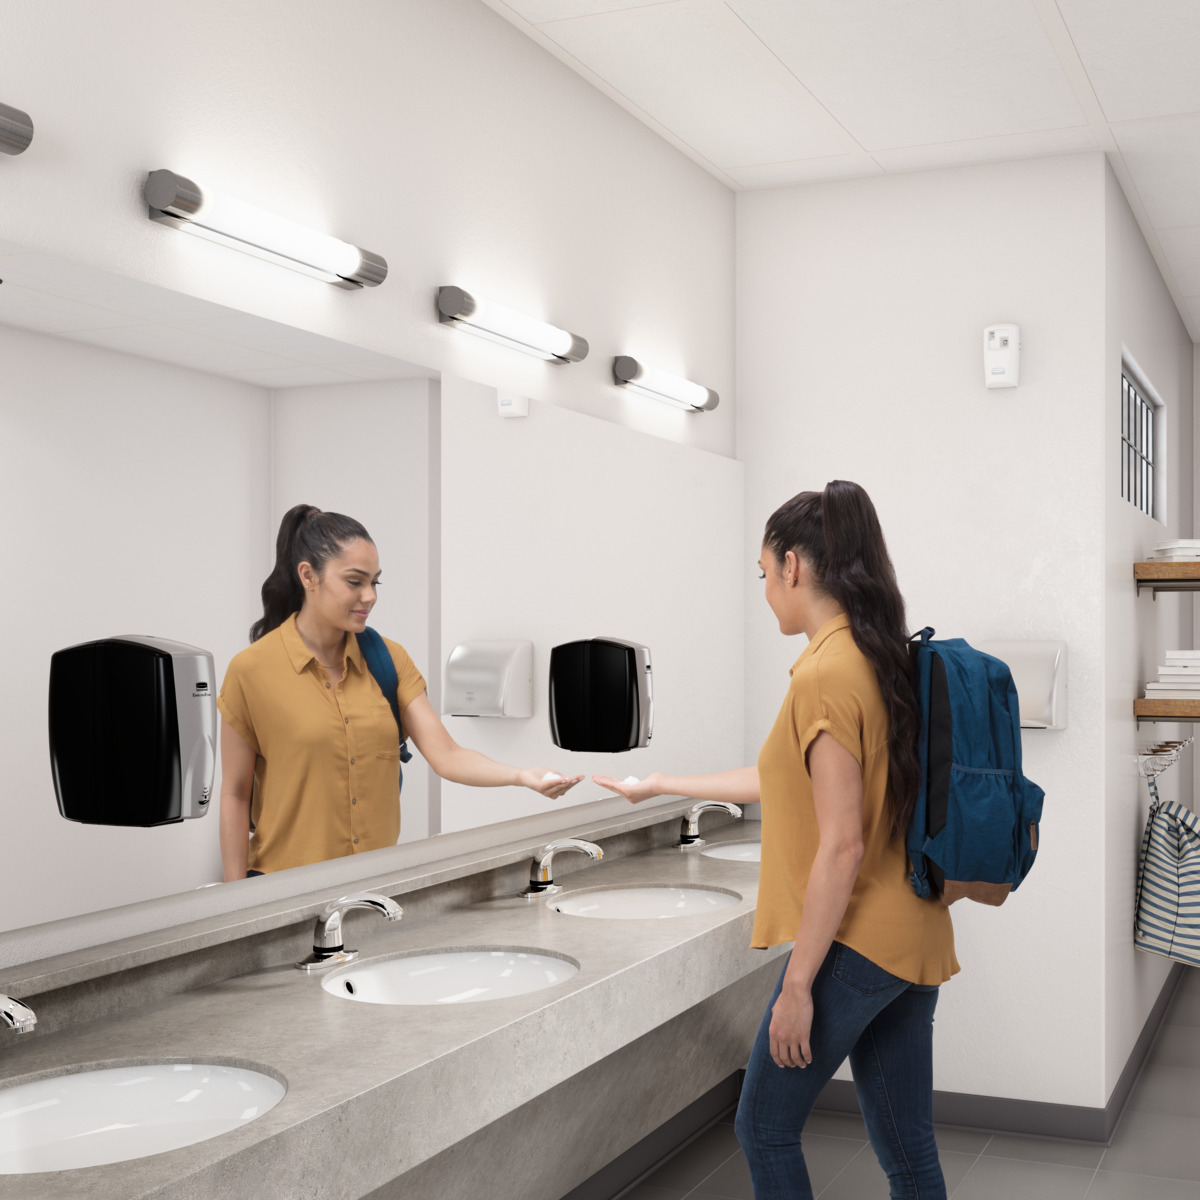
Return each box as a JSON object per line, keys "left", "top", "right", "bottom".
{"left": 48, "top": 635, "right": 217, "bottom": 826}
{"left": 548, "top": 638, "right": 653, "bottom": 752}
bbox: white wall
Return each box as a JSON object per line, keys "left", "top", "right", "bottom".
{"left": 0, "top": 0, "right": 734, "bottom": 457}
{"left": 1103, "top": 163, "right": 1194, "bottom": 1094}
{"left": 270, "top": 377, "right": 437, "bottom": 842}
{"left": 737, "top": 153, "right": 1116, "bottom": 1107}
{"left": 438, "top": 374, "right": 744, "bottom": 832}
{"left": 0, "top": 323, "right": 270, "bottom": 931}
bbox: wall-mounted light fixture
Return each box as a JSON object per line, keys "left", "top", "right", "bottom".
{"left": 612, "top": 356, "right": 718, "bottom": 412}
{"left": 143, "top": 169, "right": 387, "bottom": 289}
{"left": 0, "top": 102, "right": 34, "bottom": 156}
{"left": 437, "top": 286, "right": 588, "bottom": 363}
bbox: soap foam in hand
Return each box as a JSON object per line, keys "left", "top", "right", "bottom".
{"left": 621, "top": 776, "right": 639, "bottom": 785}
{"left": 542, "top": 772, "right": 564, "bottom": 784}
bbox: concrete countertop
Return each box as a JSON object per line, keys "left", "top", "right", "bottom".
{"left": 0, "top": 824, "right": 778, "bottom": 1200}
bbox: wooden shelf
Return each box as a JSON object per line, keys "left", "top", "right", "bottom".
{"left": 1135, "top": 561, "right": 1200, "bottom": 597}
{"left": 1135, "top": 699, "right": 1200, "bottom": 726}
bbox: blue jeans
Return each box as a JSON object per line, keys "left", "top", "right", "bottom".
{"left": 735, "top": 942, "right": 945, "bottom": 1200}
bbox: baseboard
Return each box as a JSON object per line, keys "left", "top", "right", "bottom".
{"left": 816, "top": 962, "right": 1186, "bottom": 1143}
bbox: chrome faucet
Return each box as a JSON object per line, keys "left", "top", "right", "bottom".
{"left": 524, "top": 838, "right": 603, "bottom": 897}
{"left": 296, "top": 892, "right": 403, "bottom": 972}
{"left": 1, "top": 993, "right": 36, "bottom": 1035}
{"left": 679, "top": 801, "right": 743, "bottom": 849}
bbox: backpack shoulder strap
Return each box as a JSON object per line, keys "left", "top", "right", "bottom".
{"left": 356, "top": 628, "right": 413, "bottom": 763}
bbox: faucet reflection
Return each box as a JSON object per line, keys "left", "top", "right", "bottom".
{"left": 0, "top": 994, "right": 36, "bottom": 1035}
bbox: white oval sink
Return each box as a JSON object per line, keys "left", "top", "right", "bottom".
{"left": 552, "top": 886, "right": 740, "bottom": 919}
{"left": 0, "top": 1062, "right": 285, "bottom": 1175}
{"left": 323, "top": 949, "right": 579, "bottom": 1005}
{"left": 700, "top": 841, "right": 761, "bottom": 863}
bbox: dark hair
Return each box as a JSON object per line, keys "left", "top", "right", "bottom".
{"left": 250, "top": 504, "right": 374, "bottom": 642}
{"left": 762, "top": 480, "right": 921, "bottom": 839}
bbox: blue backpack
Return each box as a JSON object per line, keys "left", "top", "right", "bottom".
{"left": 357, "top": 627, "right": 413, "bottom": 791}
{"left": 906, "top": 627, "right": 1044, "bottom": 906}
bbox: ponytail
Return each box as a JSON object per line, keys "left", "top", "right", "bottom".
{"left": 249, "top": 504, "right": 374, "bottom": 642}
{"left": 763, "top": 481, "right": 922, "bottom": 838}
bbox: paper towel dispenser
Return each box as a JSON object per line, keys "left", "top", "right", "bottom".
{"left": 549, "top": 638, "right": 652, "bottom": 752}
{"left": 974, "top": 639, "right": 1067, "bottom": 730}
{"left": 49, "top": 635, "right": 216, "bottom": 826}
{"left": 443, "top": 640, "right": 533, "bottom": 717}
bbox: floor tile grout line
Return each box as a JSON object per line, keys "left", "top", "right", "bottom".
{"left": 813, "top": 1140, "right": 872, "bottom": 1198}
{"left": 675, "top": 1145, "right": 743, "bottom": 1200}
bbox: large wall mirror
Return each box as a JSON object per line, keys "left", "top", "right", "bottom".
{"left": 0, "top": 240, "right": 746, "bottom": 943}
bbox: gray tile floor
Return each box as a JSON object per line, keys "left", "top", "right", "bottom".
{"left": 622, "top": 968, "right": 1200, "bottom": 1200}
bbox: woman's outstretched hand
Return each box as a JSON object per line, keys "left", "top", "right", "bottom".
{"left": 520, "top": 768, "right": 584, "bottom": 799}
{"left": 591, "top": 772, "right": 667, "bottom": 804}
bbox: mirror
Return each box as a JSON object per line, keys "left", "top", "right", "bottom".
{"left": 0, "top": 240, "right": 441, "bottom": 932}
{"left": 0, "top": 242, "right": 746, "bottom": 940}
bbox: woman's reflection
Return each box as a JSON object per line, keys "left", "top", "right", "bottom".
{"left": 217, "top": 504, "right": 581, "bottom": 880}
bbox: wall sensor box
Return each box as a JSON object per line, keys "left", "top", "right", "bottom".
{"left": 548, "top": 637, "right": 653, "bottom": 752}
{"left": 49, "top": 635, "right": 216, "bottom": 826}
{"left": 983, "top": 324, "right": 1020, "bottom": 388}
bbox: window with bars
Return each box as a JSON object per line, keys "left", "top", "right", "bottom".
{"left": 1121, "top": 372, "right": 1155, "bottom": 518}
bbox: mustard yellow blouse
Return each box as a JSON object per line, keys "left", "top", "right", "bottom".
{"left": 752, "top": 614, "right": 959, "bottom": 986}
{"left": 217, "top": 615, "right": 427, "bottom": 873}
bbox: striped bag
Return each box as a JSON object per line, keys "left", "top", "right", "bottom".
{"left": 1134, "top": 785, "right": 1200, "bottom": 967}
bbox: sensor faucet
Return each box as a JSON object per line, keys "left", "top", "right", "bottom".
{"left": 1, "top": 993, "right": 36, "bottom": 1035}
{"left": 679, "top": 801, "right": 743, "bottom": 849}
{"left": 524, "top": 838, "right": 603, "bottom": 897}
{"left": 296, "top": 892, "right": 403, "bottom": 971}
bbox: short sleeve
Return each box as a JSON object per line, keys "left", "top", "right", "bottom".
{"left": 217, "top": 657, "right": 262, "bottom": 756}
{"left": 385, "top": 638, "right": 427, "bottom": 736}
{"left": 792, "top": 661, "right": 864, "bottom": 775}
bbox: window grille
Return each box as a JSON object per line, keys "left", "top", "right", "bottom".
{"left": 1121, "top": 373, "right": 1154, "bottom": 518}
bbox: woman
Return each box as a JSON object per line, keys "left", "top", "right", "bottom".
{"left": 595, "top": 481, "right": 957, "bottom": 1200}
{"left": 218, "top": 504, "right": 581, "bottom": 880}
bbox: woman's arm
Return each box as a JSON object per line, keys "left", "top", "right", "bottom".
{"left": 769, "top": 731, "right": 865, "bottom": 1069}
{"left": 591, "top": 767, "right": 759, "bottom": 805}
{"left": 218, "top": 720, "right": 257, "bottom": 882}
{"left": 401, "top": 692, "right": 583, "bottom": 798}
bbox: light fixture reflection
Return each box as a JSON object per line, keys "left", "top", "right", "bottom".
{"left": 0, "top": 101, "right": 34, "bottom": 156}
{"left": 144, "top": 169, "right": 387, "bottom": 289}
{"left": 437, "top": 286, "right": 588, "bottom": 363}
{"left": 612, "top": 356, "right": 718, "bottom": 412}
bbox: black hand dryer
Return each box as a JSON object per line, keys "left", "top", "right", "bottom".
{"left": 49, "top": 635, "right": 216, "bottom": 826}
{"left": 548, "top": 637, "right": 653, "bottom": 752}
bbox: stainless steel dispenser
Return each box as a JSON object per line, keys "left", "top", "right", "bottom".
{"left": 49, "top": 635, "right": 216, "bottom": 826}
{"left": 548, "top": 637, "right": 652, "bottom": 752}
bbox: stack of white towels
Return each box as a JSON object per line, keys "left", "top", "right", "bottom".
{"left": 1146, "top": 539, "right": 1200, "bottom": 561}
{"left": 1145, "top": 651, "right": 1200, "bottom": 701}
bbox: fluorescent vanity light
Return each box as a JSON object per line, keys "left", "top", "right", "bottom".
{"left": 437, "top": 286, "right": 588, "bottom": 363}
{"left": 612, "top": 356, "right": 718, "bottom": 412}
{"left": 0, "top": 101, "right": 34, "bottom": 156}
{"left": 143, "top": 169, "right": 387, "bottom": 289}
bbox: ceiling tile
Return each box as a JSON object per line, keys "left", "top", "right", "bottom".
{"left": 726, "top": 0, "right": 1086, "bottom": 151}
{"left": 873, "top": 126, "right": 1097, "bottom": 173}
{"left": 1056, "top": 0, "right": 1200, "bottom": 122}
{"left": 540, "top": 3, "right": 847, "bottom": 167}
{"left": 1157, "top": 225, "right": 1200, "bottom": 296}
{"left": 725, "top": 155, "right": 880, "bottom": 188}
{"left": 1111, "top": 114, "right": 1200, "bottom": 229}
{"left": 69, "top": 324, "right": 296, "bottom": 376}
{"left": 499, "top": 0, "right": 678, "bottom": 23}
